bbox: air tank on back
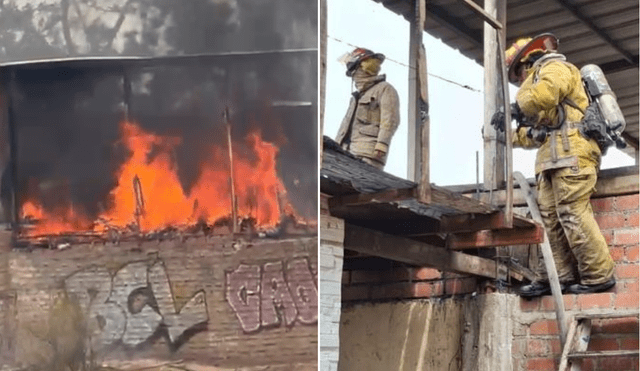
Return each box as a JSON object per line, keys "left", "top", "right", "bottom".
{"left": 580, "top": 64, "right": 627, "bottom": 148}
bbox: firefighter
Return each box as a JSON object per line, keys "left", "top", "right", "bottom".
{"left": 335, "top": 47, "right": 400, "bottom": 170}
{"left": 491, "top": 33, "right": 615, "bottom": 296}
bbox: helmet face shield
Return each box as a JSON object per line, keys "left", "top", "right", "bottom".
{"left": 338, "top": 48, "right": 385, "bottom": 77}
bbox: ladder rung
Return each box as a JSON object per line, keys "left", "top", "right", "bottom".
{"left": 568, "top": 350, "right": 640, "bottom": 359}
{"left": 574, "top": 310, "right": 640, "bottom": 320}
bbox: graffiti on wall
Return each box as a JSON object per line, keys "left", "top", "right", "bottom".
{"left": 225, "top": 257, "right": 317, "bottom": 333}
{"left": 64, "top": 259, "right": 208, "bottom": 352}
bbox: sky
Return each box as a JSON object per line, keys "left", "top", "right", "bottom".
{"left": 324, "top": 0, "right": 635, "bottom": 186}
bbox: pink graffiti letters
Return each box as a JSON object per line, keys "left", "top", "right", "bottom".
{"left": 225, "top": 258, "right": 317, "bottom": 332}
{"left": 286, "top": 258, "right": 317, "bottom": 324}
{"left": 64, "top": 260, "right": 208, "bottom": 351}
{"left": 261, "top": 261, "right": 298, "bottom": 327}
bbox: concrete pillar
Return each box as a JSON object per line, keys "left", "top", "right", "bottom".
{"left": 476, "top": 293, "right": 516, "bottom": 371}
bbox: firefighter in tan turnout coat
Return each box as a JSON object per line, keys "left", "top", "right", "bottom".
{"left": 336, "top": 48, "right": 400, "bottom": 170}
{"left": 492, "top": 33, "right": 616, "bottom": 297}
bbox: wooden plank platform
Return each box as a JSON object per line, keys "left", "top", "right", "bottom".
{"left": 322, "top": 137, "right": 542, "bottom": 252}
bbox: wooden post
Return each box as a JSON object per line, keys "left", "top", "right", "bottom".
{"left": 224, "top": 107, "right": 238, "bottom": 234}
{"left": 133, "top": 175, "right": 145, "bottom": 230}
{"left": 496, "top": 34, "right": 513, "bottom": 228}
{"left": 320, "top": 0, "right": 327, "bottom": 160}
{"left": 408, "top": 0, "right": 430, "bottom": 203}
{"left": 483, "top": 0, "right": 506, "bottom": 192}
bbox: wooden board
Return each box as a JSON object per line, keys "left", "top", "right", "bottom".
{"left": 574, "top": 309, "right": 639, "bottom": 320}
{"left": 344, "top": 223, "right": 509, "bottom": 279}
{"left": 469, "top": 173, "right": 639, "bottom": 206}
{"left": 448, "top": 226, "right": 544, "bottom": 249}
{"left": 568, "top": 350, "right": 640, "bottom": 359}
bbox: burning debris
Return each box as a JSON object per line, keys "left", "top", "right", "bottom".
{"left": 18, "top": 119, "right": 315, "bottom": 248}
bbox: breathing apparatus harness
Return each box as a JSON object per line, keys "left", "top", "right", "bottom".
{"left": 513, "top": 59, "right": 627, "bottom": 155}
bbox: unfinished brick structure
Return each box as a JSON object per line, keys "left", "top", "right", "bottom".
{"left": 0, "top": 234, "right": 318, "bottom": 370}
{"left": 331, "top": 174, "right": 638, "bottom": 370}
{"left": 319, "top": 1, "right": 638, "bottom": 370}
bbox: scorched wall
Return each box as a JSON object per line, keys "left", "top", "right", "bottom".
{"left": 0, "top": 233, "right": 318, "bottom": 371}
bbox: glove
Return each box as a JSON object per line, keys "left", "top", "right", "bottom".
{"left": 373, "top": 149, "right": 385, "bottom": 160}
{"left": 490, "top": 111, "right": 506, "bottom": 132}
{"left": 511, "top": 102, "right": 524, "bottom": 124}
{"left": 490, "top": 103, "right": 525, "bottom": 133}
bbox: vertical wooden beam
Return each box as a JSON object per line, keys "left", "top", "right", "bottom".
{"left": 483, "top": 0, "right": 506, "bottom": 191}
{"left": 496, "top": 35, "right": 513, "bottom": 228}
{"left": 407, "top": 2, "right": 419, "bottom": 182}
{"left": 224, "top": 107, "right": 238, "bottom": 234}
{"left": 320, "top": 0, "right": 327, "bottom": 160}
{"left": 408, "top": 0, "right": 430, "bottom": 203}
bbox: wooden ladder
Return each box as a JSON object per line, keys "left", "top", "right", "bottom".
{"left": 558, "top": 309, "right": 640, "bottom": 371}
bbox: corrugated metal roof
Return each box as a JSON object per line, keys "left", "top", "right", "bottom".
{"left": 373, "top": 0, "right": 639, "bottom": 156}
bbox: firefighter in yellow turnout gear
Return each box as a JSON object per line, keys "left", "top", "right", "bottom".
{"left": 492, "top": 34, "right": 615, "bottom": 296}
{"left": 335, "top": 48, "right": 400, "bottom": 170}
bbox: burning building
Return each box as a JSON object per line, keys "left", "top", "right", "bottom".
{"left": 0, "top": 52, "right": 318, "bottom": 371}
{"left": 0, "top": 1, "right": 318, "bottom": 369}
{"left": 0, "top": 52, "right": 317, "bottom": 245}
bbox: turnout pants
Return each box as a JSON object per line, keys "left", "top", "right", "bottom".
{"left": 535, "top": 166, "right": 615, "bottom": 285}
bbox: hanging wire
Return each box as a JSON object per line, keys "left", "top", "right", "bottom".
{"left": 329, "top": 35, "right": 481, "bottom": 93}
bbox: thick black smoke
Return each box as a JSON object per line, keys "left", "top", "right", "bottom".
{"left": 0, "top": 0, "right": 318, "bottom": 222}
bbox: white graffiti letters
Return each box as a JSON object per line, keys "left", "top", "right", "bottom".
{"left": 64, "top": 260, "right": 208, "bottom": 351}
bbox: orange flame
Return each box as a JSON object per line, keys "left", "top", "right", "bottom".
{"left": 21, "top": 199, "right": 93, "bottom": 235}
{"left": 20, "top": 120, "right": 297, "bottom": 236}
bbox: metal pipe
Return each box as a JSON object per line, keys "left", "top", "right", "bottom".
{"left": 476, "top": 150, "right": 480, "bottom": 199}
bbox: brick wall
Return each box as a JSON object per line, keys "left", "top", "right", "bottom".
{"left": 342, "top": 266, "right": 478, "bottom": 302}
{"left": 512, "top": 193, "right": 639, "bottom": 371}
{"left": 0, "top": 234, "right": 317, "bottom": 371}
{"left": 339, "top": 192, "right": 638, "bottom": 370}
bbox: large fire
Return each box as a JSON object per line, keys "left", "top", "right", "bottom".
{"left": 20, "top": 120, "right": 299, "bottom": 237}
